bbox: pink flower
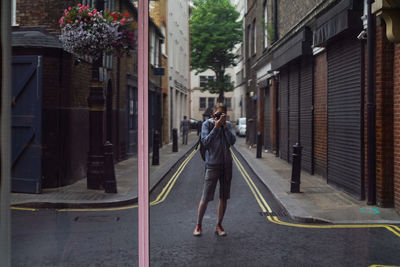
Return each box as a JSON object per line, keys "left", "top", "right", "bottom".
{"left": 84, "top": 18, "right": 87, "bottom": 22}
{"left": 68, "top": 7, "right": 72, "bottom": 10}
{"left": 78, "top": 3, "right": 81, "bottom": 6}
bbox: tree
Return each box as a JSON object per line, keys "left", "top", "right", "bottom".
{"left": 190, "top": 0, "right": 242, "bottom": 103}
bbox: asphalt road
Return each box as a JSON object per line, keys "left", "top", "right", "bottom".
{"left": 12, "top": 143, "right": 400, "bottom": 266}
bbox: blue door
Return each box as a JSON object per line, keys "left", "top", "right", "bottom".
{"left": 12, "top": 56, "right": 43, "bottom": 193}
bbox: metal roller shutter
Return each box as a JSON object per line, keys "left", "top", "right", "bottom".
{"left": 279, "top": 68, "right": 289, "bottom": 161}
{"left": 264, "top": 86, "right": 271, "bottom": 149}
{"left": 289, "top": 62, "right": 300, "bottom": 163}
{"left": 300, "top": 57, "right": 314, "bottom": 173}
{"left": 327, "top": 36, "right": 363, "bottom": 198}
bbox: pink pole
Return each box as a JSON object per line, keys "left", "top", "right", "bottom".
{"left": 138, "top": 0, "right": 149, "bottom": 266}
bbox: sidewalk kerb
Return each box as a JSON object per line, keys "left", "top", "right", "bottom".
{"left": 11, "top": 138, "right": 198, "bottom": 210}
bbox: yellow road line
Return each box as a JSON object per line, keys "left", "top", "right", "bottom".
{"left": 57, "top": 204, "right": 138, "bottom": 212}
{"left": 231, "top": 149, "right": 400, "bottom": 238}
{"left": 11, "top": 207, "right": 38, "bottom": 211}
{"left": 13, "top": 148, "right": 198, "bottom": 213}
{"left": 385, "top": 226, "right": 400, "bottom": 238}
{"left": 151, "top": 148, "right": 197, "bottom": 205}
{"left": 231, "top": 149, "right": 272, "bottom": 213}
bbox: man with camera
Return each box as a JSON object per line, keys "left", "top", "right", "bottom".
{"left": 193, "top": 103, "right": 236, "bottom": 237}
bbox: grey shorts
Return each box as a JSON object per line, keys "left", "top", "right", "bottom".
{"left": 201, "top": 166, "right": 232, "bottom": 202}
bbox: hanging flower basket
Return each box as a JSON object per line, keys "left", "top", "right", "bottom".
{"left": 59, "top": 4, "right": 137, "bottom": 60}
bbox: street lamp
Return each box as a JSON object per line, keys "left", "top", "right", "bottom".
{"left": 86, "top": 0, "right": 106, "bottom": 190}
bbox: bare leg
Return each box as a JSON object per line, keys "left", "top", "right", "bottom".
{"left": 197, "top": 200, "right": 208, "bottom": 225}
{"left": 217, "top": 199, "right": 227, "bottom": 224}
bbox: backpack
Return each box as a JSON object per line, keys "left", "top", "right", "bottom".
{"left": 196, "top": 120, "right": 212, "bottom": 161}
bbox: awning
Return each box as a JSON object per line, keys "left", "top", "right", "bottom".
{"left": 271, "top": 27, "right": 312, "bottom": 70}
{"left": 313, "top": 0, "right": 363, "bottom": 46}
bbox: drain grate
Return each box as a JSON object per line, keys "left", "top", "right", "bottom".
{"left": 259, "top": 211, "right": 288, "bottom": 217}
{"left": 74, "top": 216, "right": 120, "bottom": 222}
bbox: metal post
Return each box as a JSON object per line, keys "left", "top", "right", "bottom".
{"left": 87, "top": 58, "right": 105, "bottom": 190}
{"left": 152, "top": 130, "right": 160, "bottom": 165}
{"left": 256, "top": 131, "right": 262, "bottom": 158}
{"left": 172, "top": 128, "right": 178, "bottom": 152}
{"left": 103, "top": 141, "right": 117, "bottom": 193}
{"left": 290, "top": 143, "right": 302, "bottom": 193}
{"left": 1, "top": 0, "right": 12, "bottom": 265}
{"left": 138, "top": 0, "right": 149, "bottom": 265}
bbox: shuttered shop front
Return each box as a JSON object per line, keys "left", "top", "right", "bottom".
{"left": 264, "top": 86, "right": 272, "bottom": 149}
{"left": 279, "top": 68, "right": 289, "bottom": 162}
{"left": 327, "top": 36, "right": 363, "bottom": 198}
{"left": 288, "top": 62, "right": 300, "bottom": 163}
{"left": 300, "top": 58, "right": 313, "bottom": 173}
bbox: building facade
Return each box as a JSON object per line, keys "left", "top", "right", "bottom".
{"left": 232, "top": 0, "right": 247, "bottom": 122}
{"left": 190, "top": 69, "right": 235, "bottom": 121}
{"left": 168, "top": 0, "right": 190, "bottom": 136}
{"left": 245, "top": 0, "right": 400, "bottom": 213}
{"left": 150, "top": 0, "right": 169, "bottom": 145}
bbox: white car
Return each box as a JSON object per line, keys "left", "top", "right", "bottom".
{"left": 235, "top": 118, "right": 246, "bottom": 137}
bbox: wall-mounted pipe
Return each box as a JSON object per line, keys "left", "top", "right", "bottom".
{"left": 367, "top": 0, "right": 376, "bottom": 205}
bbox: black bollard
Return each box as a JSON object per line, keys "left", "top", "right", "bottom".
{"left": 256, "top": 132, "right": 262, "bottom": 158}
{"left": 290, "top": 143, "right": 303, "bottom": 193}
{"left": 103, "top": 141, "right": 117, "bottom": 193}
{"left": 152, "top": 130, "right": 160, "bottom": 165}
{"left": 172, "top": 128, "right": 178, "bottom": 152}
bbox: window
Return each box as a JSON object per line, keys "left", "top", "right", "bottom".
{"left": 225, "top": 98, "right": 232, "bottom": 110}
{"left": 263, "top": 0, "right": 268, "bottom": 48}
{"left": 199, "top": 97, "right": 206, "bottom": 109}
{"left": 150, "top": 28, "right": 155, "bottom": 66}
{"left": 253, "top": 19, "right": 256, "bottom": 55}
{"left": 12, "top": 0, "right": 17, "bottom": 26}
{"left": 82, "top": 0, "right": 96, "bottom": 7}
{"left": 200, "top": 76, "right": 207, "bottom": 87}
{"left": 128, "top": 86, "right": 138, "bottom": 130}
{"left": 199, "top": 76, "right": 214, "bottom": 87}
{"left": 155, "top": 37, "right": 160, "bottom": 67}
{"left": 161, "top": 26, "right": 167, "bottom": 56}
{"left": 208, "top": 97, "right": 215, "bottom": 108}
{"left": 247, "top": 24, "right": 251, "bottom": 58}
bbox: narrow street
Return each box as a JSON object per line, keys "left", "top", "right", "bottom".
{"left": 12, "top": 142, "right": 400, "bottom": 266}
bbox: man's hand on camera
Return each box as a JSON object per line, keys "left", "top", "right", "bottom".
{"left": 214, "top": 113, "right": 226, "bottom": 128}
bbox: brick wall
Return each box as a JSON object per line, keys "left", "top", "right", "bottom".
{"left": 16, "top": 0, "right": 78, "bottom": 34}
{"left": 277, "top": 0, "right": 322, "bottom": 39}
{"left": 313, "top": 51, "right": 327, "bottom": 178}
{"left": 375, "top": 22, "right": 395, "bottom": 207}
{"left": 394, "top": 43, "right": 400, "bottom": 213}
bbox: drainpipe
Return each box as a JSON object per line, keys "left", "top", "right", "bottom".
{"left": 367, "top": 0, "right": 376, "bottom": 205}
{"left": 274, "top": 74, "right": 279, "bottom": 157}
{"left": 1, "top": 0, "right": 12, "bottom": 265}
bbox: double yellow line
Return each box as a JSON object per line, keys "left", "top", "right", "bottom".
{"left": 12, "top": 148, "right": 198, "bottom": 213}
{"left": 231, "top": 149, "right": 400, "bottom": 238}
{"left": 150, "top": 148, "right": 197, "bottom": 206}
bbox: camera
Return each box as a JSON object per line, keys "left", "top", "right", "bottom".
{"left": 214, "top": 112, "right": 222, "bottom": 120}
